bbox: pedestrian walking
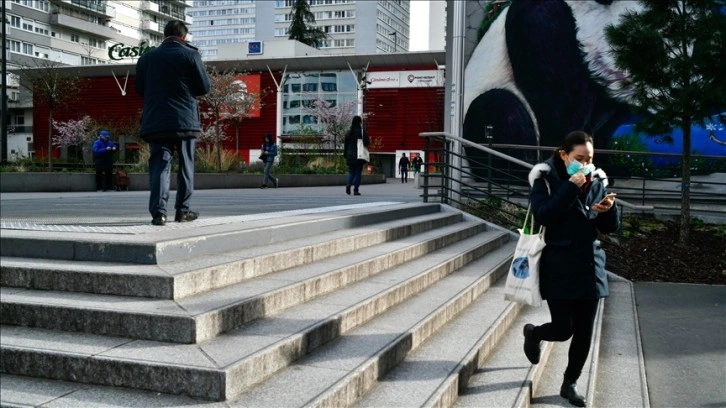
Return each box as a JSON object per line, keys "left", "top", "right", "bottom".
{"left": 136, "top": 20, "right": 210, "bottom": 226}
{"left": 260, "top": 133, "right": 278, "bottom": 189}
{"left": 523, "top": 130, "right": 619, "bottom": 407}
{"left": 343, "top": 116, "right": 369, "bottom": 195}
{"left": 399, "top": 153, "right": 410, "bottom": 183}
{"left": 92, "top": 130, "right": 117, "bottom": 191}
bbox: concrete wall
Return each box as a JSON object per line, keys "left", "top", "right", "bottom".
{"left": 0, "top": 173, "right": 386, "bottom": 193}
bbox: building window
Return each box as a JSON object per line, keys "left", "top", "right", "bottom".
{"left": 8, "top": 40, "right": 21, "bottom": 53}
{"left": 10, "top": 16, "right": 21, "bottom": 28}
{"left": 22, "top": 43, "right": 33, "bottom": 55}
{"left": 71, "top": 34, "right": 80, "bottom": 43}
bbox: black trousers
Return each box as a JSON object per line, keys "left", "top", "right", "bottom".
{"left": 532, "top": 298, "right": 599, "bottom": 382}
{"left": 95, "top": 164, "right": 113, "bottom": 190}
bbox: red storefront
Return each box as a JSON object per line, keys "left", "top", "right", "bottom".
{"left": 31, "top": 52, "right": 445, "bottom": 175}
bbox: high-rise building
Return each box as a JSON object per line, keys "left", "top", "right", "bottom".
{"left": 2, "top": 0, "right": 193, "bottom": 159}
{"left": 189, "top": 0, "right": 410, "bottom": 61}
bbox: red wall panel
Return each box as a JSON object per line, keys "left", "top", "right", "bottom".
{"left": 364, "top": 87, "right": 445, "bottom": 153}
{"left": 32, "top": 73, "right": 442, "bottom": 160}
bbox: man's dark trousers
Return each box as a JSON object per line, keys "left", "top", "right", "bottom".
{"left": 95, "top": 164, "right": 113, "bottom": 191}
{"left": 148, "top": 138, "right": 195, "bottom": 218}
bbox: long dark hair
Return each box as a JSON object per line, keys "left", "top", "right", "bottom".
{"left": 263, "top": 133, "right": 274, "bottom": 145}
{"left": 552, "top": 130, "right": 594, "bottom": 161}
{"left": 351, "top": 115, "right": 362, "bottom": 129}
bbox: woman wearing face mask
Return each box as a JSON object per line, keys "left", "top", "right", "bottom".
{"left": 522, "top": 130, "right": 619, "bottom": 407}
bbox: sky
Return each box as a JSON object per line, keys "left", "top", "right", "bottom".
{"left": 409, "top": 1, "right": 429, "bottom": 51}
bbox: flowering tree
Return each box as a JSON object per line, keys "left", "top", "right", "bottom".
{"left": 306, "top": 98, "right": 356, "bottom": 158}
{"left": 16, "top": 59, "right": 85, "bottom": 169}
{"left": 199, "top": 68, "right": 261, "bottom": 171}
{"left": 52, "top": 115, "right": 93, "bottom": 161}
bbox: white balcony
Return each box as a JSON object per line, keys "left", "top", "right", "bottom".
{"left": 52, "top": 0, "right": 115, "bottom": 18}
{"left": 167, "top": 0, "right": 193, "bottom": 7}
{"left": 140, "top": 1, "right": 160, "bottom": 14}
{"left": 50, "top": 12, "right": 119, "bottom": 39}
{"left": 142, "top": 20, "right": 161, "bottom": 34}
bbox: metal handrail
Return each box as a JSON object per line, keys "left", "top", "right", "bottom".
{"left": 419, "top": 131, "right": 654, "bottom": 211}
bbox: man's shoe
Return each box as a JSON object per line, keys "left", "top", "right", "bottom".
{"left": 151, "top": 214, "right": 166, "bottom": 226}
{"left": 560, "top": 379, "right": 586, "bottom": 407}
{"left": 274, "top": 178, "right": 279, "bottom": 189}
{"left": 354, "top": 191, "right": 361, "bottom": 196}
{"left": 346, "top": 185, "right": 351, "bottom": 195}
{"left": 260, "top": 184, "right": 267, "bottom": 189}
{"left": 175, "top": 210, "right": 198, "bottom": 223}
{"left": 523, "top": 324, "right": 541, "bottom": 365}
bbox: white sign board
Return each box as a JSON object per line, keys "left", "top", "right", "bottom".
{"left": 366, "top": 70, "right": 443, "bottom": 89}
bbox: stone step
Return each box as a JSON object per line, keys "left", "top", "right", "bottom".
{"left": 1, "top": 210, "right": 463, "bottom": 299}
{"left": 0, "top": 202, "right": 441, "bottom": 264}
{"left": 1, "top": 222, "right": 503, "bottom": 344}
{"left": 222, "top": 243, "right": 516, "bottom": 406}
{"left": 454, "top": 305, "right": 556, "bottom": 408}
{"left": 0, "top": 241, "right": 515, "bottom": 401}
{"left": 356, "top": 279, "right": 522, "bottom": 408}
{"left": 593, "top": 280, "right": 650, "bottom": 408}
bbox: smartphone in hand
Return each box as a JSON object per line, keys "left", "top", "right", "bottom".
{"left": 599, "top": 193, "right": 617, "bottom": 205}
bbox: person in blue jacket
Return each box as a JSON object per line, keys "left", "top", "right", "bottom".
{"left": 260, "top": 133, "right": 278, "bottom": 189}
{"left": 522, "top": 131, "right": 619, "bottom": 407}
{"left": 136, "top": 19, "right": 210, "bottom": 226}
{"left": 92, "top": 130, "right": 116, "bottom": 191}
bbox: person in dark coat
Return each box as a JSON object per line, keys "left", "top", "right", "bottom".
{"left": 136, "top": 20, "right": 210, "bottom": 226}
{"left": 398, "top": 153, "right": 410, "bottom": 183}
{"left": 522, "top": 131, "right": 619, "bottom": 407}
{"left": 343, "top": 116, "right": 369, "bottom": 195}
{"left": 92, "top": 130, "right": 116, "bottom": 191}
{"left": 260, "top": 133, "right": 278, "bottom": 189}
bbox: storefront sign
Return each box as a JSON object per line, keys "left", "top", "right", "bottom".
{"left": 108, "top": 43, "right": 155, "bottom": 60}
{"left": 366, "top": 70, "right": 443, "bottom": 89}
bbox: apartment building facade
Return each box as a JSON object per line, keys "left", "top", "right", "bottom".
{"left": 2, "top": 0, "right": 193, "bottom": 159}
{"left": 189, "top": 0, "right": 410, "bottom": 61}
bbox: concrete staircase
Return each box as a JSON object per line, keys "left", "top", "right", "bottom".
{"left": 0, "top": 202, "right": 649, "bottom": 407}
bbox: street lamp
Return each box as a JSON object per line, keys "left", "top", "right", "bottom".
{"left": 388, "top": 31, "right": 397, "bottom": 52}
{"left": 486, "top": 125, "right": 493, "bottom": 195}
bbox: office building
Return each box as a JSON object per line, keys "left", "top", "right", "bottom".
{"left": 2, "top": 0, "right": 193, "bottom": 159}
{"left": 189, "top": 0, "right": 410, "bottom": 60}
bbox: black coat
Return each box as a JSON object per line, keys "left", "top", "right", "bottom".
{"left": 343, "top": 127, "right": 369, "bottom": 164}
{"left": 136, "top": 37, "right": 210, "bottom": 142}
{"left": 529, "top": 158, "right": 620, "bottom": 300}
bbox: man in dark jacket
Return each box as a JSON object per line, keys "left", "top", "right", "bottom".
{"left": 92, "top": 130, "right": 116, "bottom": 191}
{"left": 136, "top": 20, "right": 210, "bottom": 226}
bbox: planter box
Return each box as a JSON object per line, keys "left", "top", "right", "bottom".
{"left": 0, "top": 173, "right": 386, "bottom": 193}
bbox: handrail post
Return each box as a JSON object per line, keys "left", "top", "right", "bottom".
{"left": 423, "top": 136, "right": 430, "bottom": 203}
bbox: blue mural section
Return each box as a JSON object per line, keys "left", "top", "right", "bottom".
{"left": 612, "top": 114, "right": 726, "bottom": 171}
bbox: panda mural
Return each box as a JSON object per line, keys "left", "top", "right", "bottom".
{"left": 463, "top": 0, "right": 642, "bottom": 178}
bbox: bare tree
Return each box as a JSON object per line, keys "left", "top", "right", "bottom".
{"left": 15, "top": 59, "right": 84, "bottom": 170}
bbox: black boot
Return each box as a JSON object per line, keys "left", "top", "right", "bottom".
{"left": 560, "top": 378, "right": 586, "bottom": 407}
{"left": 523, "top": 323, "right": 541, "bottom": 365}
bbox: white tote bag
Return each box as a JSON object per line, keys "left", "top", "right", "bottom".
{"left": 503, "top": 206, "right": 545, "bottom": 307}
{"left": 356, "top": 137, "right": 370, "bottom": 162}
